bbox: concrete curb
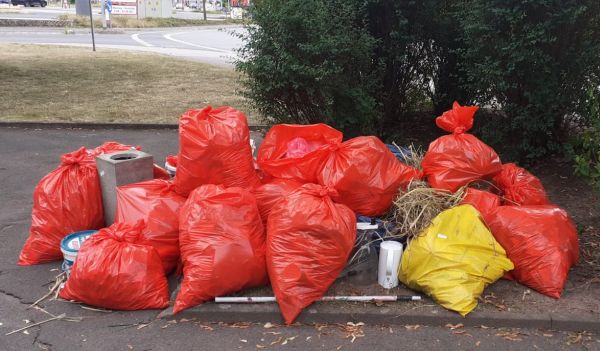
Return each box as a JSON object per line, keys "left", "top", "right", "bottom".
{"left": 157, "top": 302, "right": 600, "bottom": 332}
{"left": 0, "top": 121, "right": 268, "bottom": 131}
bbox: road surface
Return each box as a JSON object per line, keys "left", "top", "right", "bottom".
{"left": 0, "top": 25, "right": 246, "bottom": 66}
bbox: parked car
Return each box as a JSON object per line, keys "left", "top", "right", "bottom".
{"left": 11, "top": 0, "right": 47, "bottom": 6}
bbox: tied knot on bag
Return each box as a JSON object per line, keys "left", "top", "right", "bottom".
{"left": 60, "top": 147, "right": 92, "bottom": 166}
{"left": 318, "top": 186, "right": 339, "bottom": 198}
{"left": 105, "top": 220, "right": 146, "bottom": 243}
{"left": 160, "top": 181, "right": 176, "bottom": 196}
{"left": 453, "top": 126, "right": 467, "bottom": 135}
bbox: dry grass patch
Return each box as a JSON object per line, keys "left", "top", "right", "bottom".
{"left": 0, "top": 44, "right": 258, "bottom": 124}
{"left": 58, "top": 14, "right": 244, "bottom": 28}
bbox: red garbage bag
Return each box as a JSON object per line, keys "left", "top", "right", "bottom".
{"left": 318, "top": 136, "right": 422, "bottom": 216}
{"left": 90, "top": 141, "right": 138, "bottom": 156}
{"left": 460, "top": 188, "right": 501, "bottom": 223}
{"left": 174, "top": 106, "right": 261, "bottom": 196}
{"left": 18, "top": 147, "right": 104, "bottom": 265}
{"left": 153, "top": 165, "right": 171, "bottom": 180}
{"left": 251, "top": 178, "right": 304, "bottom": 223}
{"left": 267, "top": 184, "right": 356, "bottom": 324}
{"left": 59, "top": 221, "right": 169, "bottom": 310}
{"left": 487, "top": 205, "right": 579, "bottom": 298}
{"left": 421, "top": 102, "right": 502, "bottom": 192}
{"left": 174, "top": 185, "right": 267, "bottom": 314}
{"left": 115, "top": 179, "right": 186, "bottom": 273}
{"left": 493, "top": 163, "right": 549, "bottom": 206}
{"left": 257, "top": 124, "right": 343, "bottom": 183}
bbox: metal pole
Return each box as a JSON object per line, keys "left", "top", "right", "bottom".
{"left": 88, "top": 0, "right": 96, "bottom": 51}
{"left": 214, "top": 295, "right": 422, "bottom": 303}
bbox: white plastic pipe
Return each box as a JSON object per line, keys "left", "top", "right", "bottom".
{"left": 214, "top": 295, "right": 421, "bottom": 303}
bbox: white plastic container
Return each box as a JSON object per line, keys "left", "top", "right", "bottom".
{"left": 378, "top": 241, "right": 404, "bottom": 289}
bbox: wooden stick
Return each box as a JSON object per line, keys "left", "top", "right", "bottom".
{"left": 5, "top": 314, "right": 66, "bottom": 336}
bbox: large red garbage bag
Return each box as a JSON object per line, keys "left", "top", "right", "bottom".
{"left": 421, "top": 102, "right": 502, "bottom": 192}
{"left": 18, "top": 147, "right": 104, "bottom": 265}
{"left": 251, "top": 178, "right": 304, "bottom": 223}
{"left": 267, "top": 184, "right": 356, "bottom": 324}
{"left": 493, "top": 163, "right": 549, "bottom": 206}
{"left": 486, "top": 205, "right": 579, "bottom": 298}
{"left": 257, "top": 124, "right": 343, "bottom": 183}
{"left": 115, "top": 179, "right": 186, "bottom": 273}
{"left": 460, "top": 188, "right": 500, "bottom": 222}
{"left": 173, "top": 106, "right": 260, "bottom": 196}
{"left": 174, "top": 185, "right": 267, "bottom": 314}
{"left": 317, "top": 136, "right": 422, "bottom": 216}
{"left": 59, "top": 221, "right": 169, "bottom": 310}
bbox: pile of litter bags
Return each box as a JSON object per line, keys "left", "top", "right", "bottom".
{"left": 18, "top": 103, "right": 579, "bottom": 323}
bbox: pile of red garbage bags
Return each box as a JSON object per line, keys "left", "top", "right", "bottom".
{"left": 428, "top": 102, "right": 579, "bottom": 300}
{"left": 20, "top": 102, "right": 579, "bottom": 321}
{"left": 20, "top": 105, "right": 421, "bottom": 323}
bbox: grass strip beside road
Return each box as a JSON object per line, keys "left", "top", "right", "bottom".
{"left": 58, "top": 14, "right": 244, "bottom": 28}
{"left": 0, "top": 44, "right": 257, "bottom": 124}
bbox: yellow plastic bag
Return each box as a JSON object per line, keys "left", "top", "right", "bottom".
{"left": 399, "top": 204, "right": 513, "bottom": 316}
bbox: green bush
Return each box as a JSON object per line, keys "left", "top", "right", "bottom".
{"left": 236, "top": 0, "right": 433, "bottom": 137}
{"left": 237, "top": 0, "right": 599, "bottom": 161}
{"left": 235, "top": 0, "right": 379, "bottom": 135}
{"left": 454, "top": 0, "right": 600, "bottom": 161}
{"left": 569, "top": 87, "right": 600, "bottom": 188}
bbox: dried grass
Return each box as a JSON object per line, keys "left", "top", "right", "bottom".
{"left": 383, "top": 180, "right": 465, "bottom": 241}
{"left": 391, "top": 142, "right": 424, "bottom": 169}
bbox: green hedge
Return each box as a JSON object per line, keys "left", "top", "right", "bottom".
{"left": 236, "top": 0, "right": 600, "bottom": 162}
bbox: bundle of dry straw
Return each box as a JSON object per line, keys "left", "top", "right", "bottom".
{"left": 383, "top": 180, "right": 465, "bottom": 241}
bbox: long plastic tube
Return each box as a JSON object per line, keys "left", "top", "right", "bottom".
{"left": 214, "top": 295, "right": 421, "bottom": 303}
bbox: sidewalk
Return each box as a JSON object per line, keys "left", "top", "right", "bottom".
{"left": 0, "top": 125, "right": 598, "bottom": 347}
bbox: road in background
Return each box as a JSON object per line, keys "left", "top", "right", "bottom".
{"left": 0, "top": 25, "right": 246, "bottom": 66}
{"left": 0, "top": 4, "right": 226, "bottom": 20}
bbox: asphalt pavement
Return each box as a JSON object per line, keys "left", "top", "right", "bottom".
{"left": 0, "top": 6, "right": 244, "bottom": 65}
{"left": 0, "top": 125, "right": 599, "bottom": 351}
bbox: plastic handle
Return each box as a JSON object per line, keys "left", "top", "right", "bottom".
{"left": 386, "top": 249, "right": 394, "bottom": 276}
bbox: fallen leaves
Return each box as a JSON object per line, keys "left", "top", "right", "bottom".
{"left": 495, "top": 330, "right": 524, "bottom": 342}
{"left": 198, "top": 324, "right": 214, "bottom": 331}
{"left": 445, "top": 323, "right": 463, "bottom": 330}
{"left": 281, "top": 336, "right": 297, "bottom": 345}
{"left": 338, "top": 322, "right": 365, "bottom": 343}
{"left": 404, "top": 324, "right": 421, "bottom": 331}
{"left": 479, "top": 292, "right": 507, "bottom": 312}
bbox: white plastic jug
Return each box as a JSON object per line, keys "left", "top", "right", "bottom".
{"left": 378, "top": 241, "right": 404, "bottom": 289}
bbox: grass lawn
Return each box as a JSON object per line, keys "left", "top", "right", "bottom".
{"left": 58, "top": 14, "right": 244, "bottom": 28}
{"left": 0, "top": 44, "right": 258, "bottom": 124}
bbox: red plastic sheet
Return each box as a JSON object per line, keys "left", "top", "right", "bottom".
{"left": 487, "top": 205, "right": 579, "bottom": 298}
{"left": 174, "top": 185, "right": 268, "bottom": 314}
{"left": 251, "top": 178, "right": 304, "bottom": 223}
{"left": 115, "top": 179, "right": 186, "bottom": 273}
{"left": 267, "top": 184, "right": 356, "bottom": 324}
{"left": 422, "top": 102, "right": 502, "bottom": 192}
{"left": 174, "top": 106, "right": 261, "bottom": 196}
{"left": 493, "top": 163, "right": 549, "bottom": 206}
{"left": 318, "top": 136, "right": 422, "bottom": 216}
{"left": 59, "top": 221, "right": 170, "bottom": 310}
{"left": 18, "top": 147, "right": 104, "bottom": 265}
{"left": 460, "top": 188, "right": 501, "bottom": 223}
{"left": 257, "top": 124, "right": 343, "bottom": 183}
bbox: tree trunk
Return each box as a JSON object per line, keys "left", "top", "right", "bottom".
{"left": 202, "top": 0, "right": 207, "bottom": 21}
